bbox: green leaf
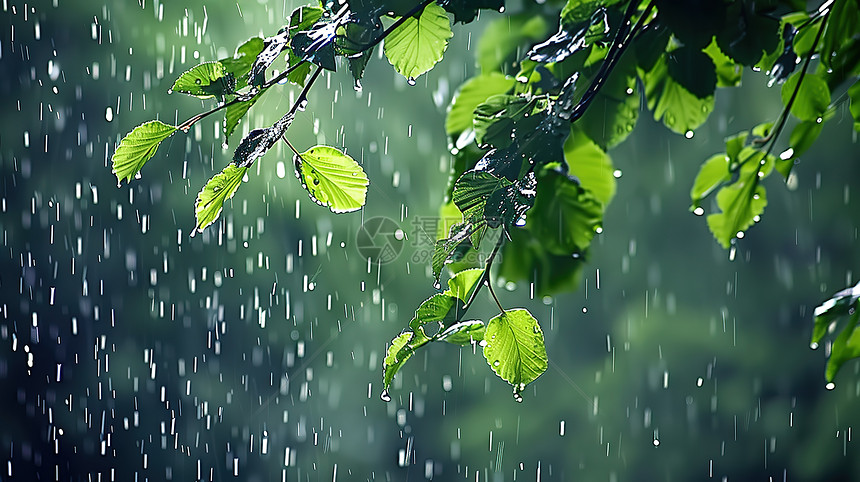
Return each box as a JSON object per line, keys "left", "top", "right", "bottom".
{"left": 812, "top": 282, "right": 860, "bottom": 383}
{"left": 497, "top": 226, "right": 586, "bottom": 296}
{"left": 564, "top": 129, "right": 616, "bottom": 205}
{"left": 445, "top": 267, "right": 485, "bottom": 302}
{"left": 642, "top": 54, "right": 714, "bottom": 134}
{"left": 781, "top": 72, "right": 831, "bottom": 121}
{"left": 704, "top": 40, "right": 742, "bottom": 88}
{"left": 233, "top": 112, "right": 294, "bottom": 168}
{"left": 432, "top": 222, "right": 482, "bottom": 281}
{"left": 714, "top": 1, "right": 780, "bottom": 65}
{"left": 561, "top": 0, "right": 623, "bottom": 24}
{"left": 781, "top": 120, "right": 823, "bottom": 177}
{"left": 820, "top": 0, "right": 860, "bottom": 71}
{"left": 193, "top": 164, "right": 248, "bottom": 234}
{"left": 690, "top": 153, "right": 731, "bottom": 206}
{"left": 472, "top": 95, "right": 542, "bottom": 149}
{"left": 224, "top": 92, "right": 263, "bottom": 145}
{"left": 446, "top": 73, "right": 516, "bottom": 136}
{"left": 112, "top": 120, "right": 177, "bottom": 185}
{"left": 383, "top": 2, "right": 453, "bottom": 80}
{"left": 219, "top": 37, "right": 265, "bottom": 90}
{"left": 705, "top": 150, "right": 772, "bottom": 248}
{"left": 411, "top": 293, "right": 461, "bottom": 332}
{"left": 382, "top": 331, "right": 422, "bottom": 391}
{"left": 579, "top": 66, "right": 639, "bottom": 150}
{"left": 452, "top": 171, "right": 513, "bottom": 223}
{"left": 528, "top": 168, "right": 604, "bottom": 255}
{"left": 438, "top": 320, "right": 485, "bottom": 345}
{"left": 667, "top": 46, "right": 717, "bottom": 99}
{"left": 849, "top": 81, "right": 860, "bottom": 131}
{"left": 171, "top": 61, "right": 234, "bottom": 99}
{"left": 477, "top": 14, "right": 549, "bottom": 73}
{"left": 294, "top": 145, "right": 369, "bottom": 213}
{"left": 483, "top": 308, "right": 548, "bottom": 401}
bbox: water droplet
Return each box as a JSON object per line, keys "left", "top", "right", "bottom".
{"left": 825, "top": 382, "right": 835, "bottom": 390}
{"left": 195, "top": 78, "right": 202, "bottom": 85}
{"left": 433, "top": 281, "right": 442, "bottom": 290}
{"left": 513, "top": 391, "right": 523, "bottom": 403}
{"left": 492, "top": 360, "right": 500, "bottom": 367}
{"left": 353, "top": 79, "right": 362, "bottom": 92}
{"left": 810, "top": 342, "right": 819, "bottom": 350}
{"left": 380, "top": 389, "right": 391, "bottom": 402}
{"left": 653, "top": 439, "right": 660, "bottom": 447}
{"left": 693, "top": 206, "right": 705, "bottom": 216}
{"left": 406, "top": 77, "right": 416, "bottom": 86}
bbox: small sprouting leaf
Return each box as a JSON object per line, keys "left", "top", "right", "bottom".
{"left": 446, "top": 267, "right": 485, "bottom": 303}
{"left": 812, "top": 281, "right": 860, "bottom": 383}
{"left": 171, "top": 61, "right": 235, "bottom": 99}
{"left": 483, "top": 308, "right": 548, "bottom": 400}
{"left": 383, "top": 2, "right": 453, "bottom": 80}
{"left": 642, "top": 54, "right": 714, "bottom": 134}
{"left": 439, "top": 320, "right": 485, "bottom": 345}
{"left": 224, "top": 92, "right": 263, "bottom": 144}
{"left": 781, "top": 72, "right": 831, "bottom": 122}
{"left": 112, "top": 120, "right": 177, "bottom": 185}
{"left": 193, "top": 164, "right": 248, "bottom": 234}
{"left": 294, "top": 145, "right": 369, "bottom": 213}
{"left": 690, "top": 153, "right": 731, "bottom": 206}
{"left": 446, "top": 73, "right": 515, "bottom": 137}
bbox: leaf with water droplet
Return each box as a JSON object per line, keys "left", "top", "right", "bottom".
{"left": 446, "top": 267, "right": 485, "bottom": 302}
{"left": 193, "top": 164, "right": 248, "bottom": 234}
{"left": 641, "top": 54, "right": 714, "bottom": 134}
{"left": 294, "top": 145, "right": 369, "bottom": 213}
{"left": 171, "top": 61, "right": 235, "bottom": 99}
{"left": 482, "top": 308, "right": 547, "bottom": 399}
{"left": 219, "top": 36, "right": 265, "bottom": 90}
{"left": 812, "top": 281, "right": 860, "bottom": 382}
{"left": 383, "top": 2, "right": 452, "bottom": 80}
{"left": 438, "top": 320, "right": 485, "bottom": 345}
{"left": 224, "top": 91, "right": 264, "bottom": 145}
{"left": 382, "top": 329, "right": 430, "bottom": 393}
{"left": 527, "top": 7, "right": 609, "bottom": 64}
{"left": 705, "top": 148, "right": 773, "bottom": 248}
{"left": 690, "top": 153, "right": 731, "bottom": 208}
{"left": 112, "top": 120, "right": 177, "bottom": 185}
{"left": 446, "top": 73, "right": 516, "bottom": 138}
{"left": 781, "top": 71, "right": 831, "bottom": 122}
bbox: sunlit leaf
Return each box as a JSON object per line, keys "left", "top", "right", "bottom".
{"left": 112, "top": 120, "right": 177, "bottom": 185}
{"left": 383, "top": 2, "right": 452, "bottom": 80}
{"left": 193, "top": 164, "right": 247, "bottom": 234}
{"left": 171, "top": 61, "right": 235, "bottom": 99}
{"left": 705, "top": 150, "right": 772, "bottom": 248}
{"left": 483, "top": 308, "right": 548, "bottom": 401}
{"left": 294, "top": 145, "right": 369, "bottom": 213}
{"left": 446, "top": 73, "right": 516, "bottom": 136}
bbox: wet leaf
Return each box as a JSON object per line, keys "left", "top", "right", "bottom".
{"left": 382, "top": 332, "right": 420, "bottom": 390}
{"left": 706, "top": 149, "right": 773, "bottom": 248}
{"left": 446, "top": 268, "right": 485, "bottom": 303}
{"left": 410, "top": 293, "right": 461, "bottom": 332}
{"left": 223, "top": 92, "right": 263, "bottom": 144}
{"left": 193, "top": 164, "right": 247, "bottom": 234}
{"left": 171, "top": 61, "right": 235, "bottom": 99}
{"left": 250, "top": 29, "right": 291, "bottom": 86}
{"left": 383, "top": 2, "right": 452, "bottom": 80}
{"left": 112, "top": 120, "right": 177, "bottom": 185}
{"left": 233, "top": 112, "right": 294, "bottom": 168}
{"left": 294, "top": 146, "right": 369, "bottom": 213}
{"left": 527, "top": 7, "right": 609, "bottom": 64}
{"left": 483, "top": 308, "right": 548, "bottom": 400}
{"left": 219, "top": 37, "right": 265, "bottom": 90}
{"left": 291, "top": 19, "right": 338, "bottom": 72}
{"left": 812, "top": 281, "right": 860, "bottom": 382}
{"left": 781, "top": 72, "right": 831, "bottom": 122}
{"left": 438, "top": 320, "right": 485, "bottom": 345}
{"left": 453, "top": 171, "right": 513, "bottom": 224}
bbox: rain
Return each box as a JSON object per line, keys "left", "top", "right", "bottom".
{"left": 1, "top": 1, "right": 860, "bottom": 481}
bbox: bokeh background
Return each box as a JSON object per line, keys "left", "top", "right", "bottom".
{"left": 2, "top": 0, "right": 859, "bottom": 480}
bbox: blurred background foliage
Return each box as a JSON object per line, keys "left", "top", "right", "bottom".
{"left": 1, "top": 0, "right": 859, "bottom": 480}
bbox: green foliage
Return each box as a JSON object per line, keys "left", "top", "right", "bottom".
{"left": 293, "top": 145, "right": 369, "bottom": 213}
{"left": 812, "top": 282, "right": 860, "bottom": 384}
{"left": 383, "top": 2, "right": 453, "bottom": 80}
{"left": 111, "top": 120, "right": 177, "bottom": 185}
{"left": 483, "top": 309, "right": 548, "bottom": 401}
{"left": 115, "top": 0, "right": 860, "bottom": 399}
{"left": 193, "top": 164, "right": 247, "bottom": 234}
